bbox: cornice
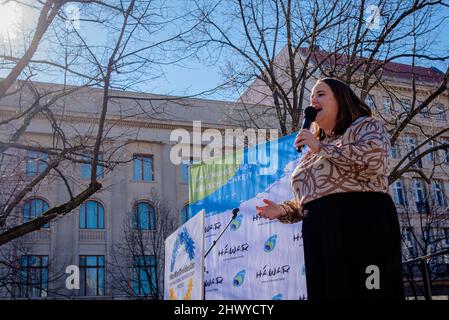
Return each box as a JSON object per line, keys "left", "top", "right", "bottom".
{"left": 0, "top": 108, "right": 239, "bottom": 132}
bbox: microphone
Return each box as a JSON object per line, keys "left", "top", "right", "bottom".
{"left": 296, "top": 106, "right": 317, "bottom": 153}
{"left": 231, "top": 208, "right": 239, "bottom": 219}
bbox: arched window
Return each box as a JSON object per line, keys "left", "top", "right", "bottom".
{"left": 392, "top": 180, "right": 407, "bottom": 206}
{"left": 80, "top": 201, "right": 104, "bottom": 229}
{"left": 133, "top": 202, "right": 155, "bottom": 230}
{"left": 181, "top": 204, "right": 190, "bottom": 224}
{"left": 23, "top": 198, "right": 49, "bottom": 228}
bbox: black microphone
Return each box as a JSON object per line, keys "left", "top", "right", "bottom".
{"left": 296, "top": 106, "right": 317, "bottom": 153}
{"left": 231, "top": 208, "right": 239, "bottom": 219}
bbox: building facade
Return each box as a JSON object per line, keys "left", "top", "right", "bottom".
{"left": 0, "top": 83, "right": 253, "bottom": 299}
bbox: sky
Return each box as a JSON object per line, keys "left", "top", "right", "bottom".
{"left": 1, "top": 1, "right": 449, "bottom": 102}
{"left": 147, "top": 1, "right": 449, "bottom": 101}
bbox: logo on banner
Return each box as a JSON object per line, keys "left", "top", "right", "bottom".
{"left": 256, "top": 265, "right": 291, "bottom": 280}
{"left": 205, "top": 276, "right": 224, "bottom": 289}
{"left": 205, "top": 221, "right": 221, "bottom": 234}
{"left": 169, "top": 278, "right": 194, "bottom": 300}
{"left": 170, "top": 228, "right": 195, "bottom": 272}
{"left": 233, "top": 270, "right": 246, "bottom": 287}
{"left": 230, "top": 214, "right": 243, "bottom": 231}
{"left": 218, "top": 243, "right": 249, "bottom": 258}
{"left": 293, "top": 232, "right": 302, "bottom": 242}
{"left": 272, "top": 293, "right": 283, "bottom": 300}
{"left": 165, "top": 210, "right": 204, "bottom": 301}
{"left": 264, "top": 235, "right": 277, "bottom": 253}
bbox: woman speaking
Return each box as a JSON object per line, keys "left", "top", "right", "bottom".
{"left": 256, "top": 78, "right": 404, "bottom": 300}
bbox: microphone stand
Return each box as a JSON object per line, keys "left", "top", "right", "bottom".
{"left": 203, "top": 208, "right": 239, "bottom": 300}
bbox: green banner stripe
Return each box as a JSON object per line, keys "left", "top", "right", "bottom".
{"left": 189, "top": 149, "right": 243, "bottom": 203}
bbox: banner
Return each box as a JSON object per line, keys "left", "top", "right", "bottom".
{"left": 189, "top": 134, "right": 307, "bottom": 300}
{"left": 164, "top": 209, "right": 205, "bottom": 300}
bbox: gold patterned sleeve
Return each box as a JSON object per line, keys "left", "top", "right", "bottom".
{"left": 277, "top": 200, "right": 304, "bottom": 224}
{"left": 317, "top": 118, "right": 390, "bottom": 176}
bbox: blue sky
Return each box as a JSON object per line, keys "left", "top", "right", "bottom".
{"left": 1, "top": 1, "right": 449, "bottom": 102}
{"left": 133, "top": 1, "right": 449, "bottom": 102}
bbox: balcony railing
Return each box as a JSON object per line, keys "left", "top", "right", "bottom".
{"left": 79, "top": 229, "right": 106, "bottom": 241}
{"left": 404, "top": 248, "right": 449, "bottom": 300}
{"left": 24, "top": 229, "right": 51, "bottom": 241}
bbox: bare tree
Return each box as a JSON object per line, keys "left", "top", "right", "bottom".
{"left": 399, "top": 189, "right": 449, "bottom": 298}
{"left": 108, "top": 192, "right": 177, "bottom": 300}
{"left": 190, "top": 0, "right": 449, "bottom": 183}
{"left": 0, "top": 238, "right": 69, "bottom": 299}
{"left": 0, "top": 0, "right": 201, "bottom": 246}
{"left": 190, "top": 0, "right": 354, "bottom": 133}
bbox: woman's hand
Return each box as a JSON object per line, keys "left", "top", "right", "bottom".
{"left": 256, "top": 199, "right": 284, "bottom": 220}
{"left": 295, "top": 129, "right": 320, "bottom": 153}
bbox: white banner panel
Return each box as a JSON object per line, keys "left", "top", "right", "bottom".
{"left": 190, "top": 134, "right": 308, "bottom": 300}
{"left": 164, "top": 209, "right": 205, "bottom": 300}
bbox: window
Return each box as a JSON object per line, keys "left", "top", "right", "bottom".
{"left": 392, "top": 180, "right": 407, "bottom": 206}
{"left": 365, "top": 94, "right": 375, "bottom": 109}
{"left": 180, "top": 158, "right": 195, "bottom": 184}
{"left": 390, "top": 144, "right": 400, "bottom": 159}
{"left": 405, "top": 136, "right": 422, "bottom": 168}
{"left": 81, "top": 153, "right": 104, "bottom": 179}
{"left": 420, "top": 104, "right": 430, "bottom": 119}
{"left": 444, "top": 228, "right": 449, "bottom": 248}
{"left": 435, "top": 103, "right": 446, "bottom": 121}
{"left": 383, "top": 96, "right": 392, "bottom": 113}
{"left": 80, "top": 200, "right": 104, "bottom": 229}
{"left": 133, "top": 202, "right": 155, "bottom": 230}
{"left": 133, "top": 155, "right": 153, "bottom": 181}
{"left": 426, "top": 228, "right": 439, "bottom": 253}
{"left": 180, "top": 162, "right": 189, "bottom": 183}
{"left": 431, "top": 256, "right": 449, "bottom": 276}
{"left": 429, "top": 228, "right": 438, "bottom": 243}
{"left": 181, "top": 204, "right": 190, "bottom": 224}
{"left": 426, "top": 141, "right": 438, "bottom": 162}
{"left": 431, "top": 180, "right": 447, "bottom": 208}
{"left": 444, "top": 139, "right": 449, "bottom": 163}
{"left": 401, "top": 98, "right": 411, "bottom": 113}
{"left": 80, "top": 255, "right": 104, "bottom": 296}
{"left": 181, "top": 158, "right": 198, "bottom": 184}
{"left": 133, "top": 255, "right": 157, "bottom": 296}
{"left": 412, "top": 179, "right": 427, "bottom": 213}
{"left": 402, "top": 227, "right": 418, "bottom": 258}
{"left": 20, "top": 255, "right": 48, "bottom": 298}
{"left": 26, "top": 151, "right": 48, "bottom": 176}
{"left": 23, "top": 198, "right": 49, "bottom": 228}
